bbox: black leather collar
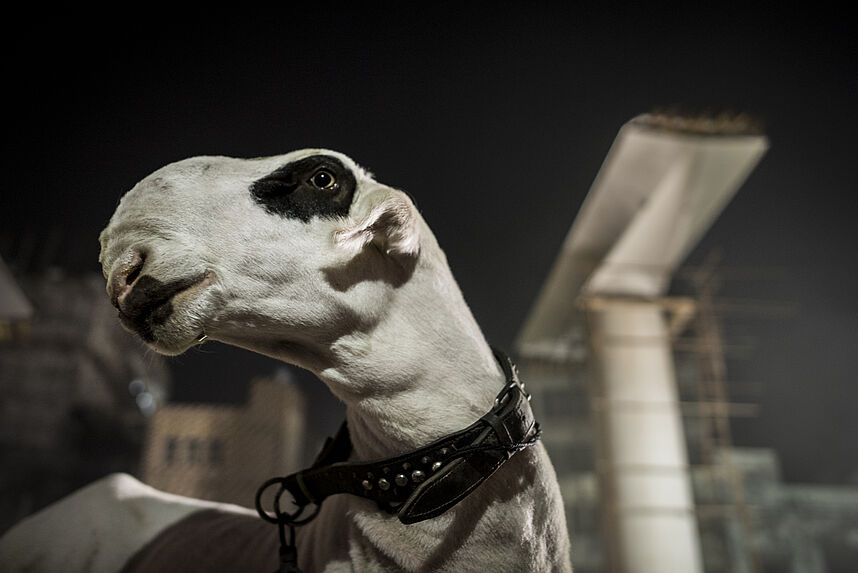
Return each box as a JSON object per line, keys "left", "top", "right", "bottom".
{"left": 256, "top": 348, "right": 541, "bottom": 527}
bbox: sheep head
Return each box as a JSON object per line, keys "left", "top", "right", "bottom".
{"left": 98, "top": 150, "right": 422, "bottom": 367}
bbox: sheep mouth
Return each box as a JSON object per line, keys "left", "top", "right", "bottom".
{"left": 117, "top": 271, "right": 212, "bottom": 343}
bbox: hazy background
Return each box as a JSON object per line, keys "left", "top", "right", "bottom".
{"left": 2, "top": 4, "right": 855, "bottom": 485}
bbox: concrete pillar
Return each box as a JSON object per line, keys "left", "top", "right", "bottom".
{"left": 590, "top": 299, "right": 703, "bottom": 573}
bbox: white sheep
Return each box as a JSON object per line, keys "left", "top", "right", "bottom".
{"left": 0, "top": 150, "right": 572, "bottom": 572}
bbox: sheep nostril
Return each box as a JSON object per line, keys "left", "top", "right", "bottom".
{"left": 125, "top": 256, "right": 144, "bottom": 287}
{"left": 110, "top": 252, "right": 146, "bottom": 309}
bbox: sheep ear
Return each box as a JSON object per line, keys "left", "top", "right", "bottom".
{"left": 334, "top": 194, "right": 420, "bottom": 259}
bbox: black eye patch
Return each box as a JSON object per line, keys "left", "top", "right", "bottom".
{"left": 249, "top": 155, "right": 357, "bottom": 223}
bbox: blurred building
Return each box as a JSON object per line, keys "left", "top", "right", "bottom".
{"left": 0, "top": 263, "right": 170, "bottom": 535}
{"left": 517, "top": 297, "right": 858, "bottom": 573}
{"left": 515, "top": 114, "right": 858, "bottom": 572}
{"left": 141, "top": 370, "right": 306, "bottom": 508}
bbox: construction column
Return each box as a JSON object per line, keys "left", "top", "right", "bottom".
{"left": 589, "top": 298, "right": 702, "bottom": 573}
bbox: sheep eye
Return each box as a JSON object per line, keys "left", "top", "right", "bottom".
{"left": 310, "top": 170, "right": 336, "bottom": 190}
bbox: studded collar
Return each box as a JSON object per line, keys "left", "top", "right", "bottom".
{"left": 256, "top": 348, "right": 541, "bottom": 527}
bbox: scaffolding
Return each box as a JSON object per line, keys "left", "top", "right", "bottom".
{"left": 684, "top": 254, "right": 763, "bottom": 573}
{"left": 580, "top": 252, "right": 785, "bottom": 572}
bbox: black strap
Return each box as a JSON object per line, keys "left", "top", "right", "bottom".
{"left": 255, "top": 349, "right": 541, "bottom": 569}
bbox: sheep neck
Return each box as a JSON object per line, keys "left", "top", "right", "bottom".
{"left": 318, "top": 257, "right": 504, "bottom": 462}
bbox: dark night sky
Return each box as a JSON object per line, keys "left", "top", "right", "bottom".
{"left": 2, "top": 5, "right": 855, "bottom": 484}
